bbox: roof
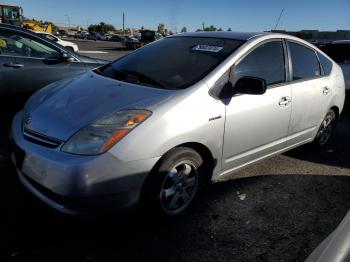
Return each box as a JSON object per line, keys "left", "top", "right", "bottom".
{"left": 170, "top": 31, "right": 270, "bottom": 41}
{"left": 0, "top": 4, "right": 21, "bottom": 7}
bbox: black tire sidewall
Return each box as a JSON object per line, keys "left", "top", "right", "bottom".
{"left": 142, "top": 147, "right": 203, "bottom": 217}
{"left": 314, "top": 110, "right": 337, "bottom": 147}
{"left": 66, "top": 46, "right": 74, "bottom": 52}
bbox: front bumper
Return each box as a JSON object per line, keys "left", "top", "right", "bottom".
{"left": 10, "top": 112, "right": 160, "bottom": 215}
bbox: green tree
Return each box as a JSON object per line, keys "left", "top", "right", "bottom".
{"left": 204, "top": 25, "right": 217, "bottom": 31}
{"left": 227, "top": 28, "right": 232, "bottom": 31}
{"left": 181, "top": 26, "right": 187, "bottom": 33}
{"left": 217, "top": 28, "right": 223, "bottom": 31}
{"left": 157, "top": 23, "right": 166, "bottom": 35}
{"left": 88, "top": 22, "right": 115, "bottom": 33}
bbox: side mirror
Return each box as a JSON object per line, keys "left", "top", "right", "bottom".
{"left": 61, "top": 51, "right": 75, "bottom": 62}
{"left": 232, "top": 76, "right": 267, "bottom": 95}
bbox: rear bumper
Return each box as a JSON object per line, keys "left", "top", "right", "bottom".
{"left": 10, "top": 111, "right": 160, "bottom": 215}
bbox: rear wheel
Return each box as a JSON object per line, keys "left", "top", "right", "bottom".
{"left": 313, "top": 109, "right": 337, "bottom": 147}
{"left": 142, "top": 147, "right": 203, "bottom": 216}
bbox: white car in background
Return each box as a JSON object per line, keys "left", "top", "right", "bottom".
{"left": 35, "top": 32, "right": 79, "bottom": 53}
{"left": 319, "top": 40, "right": 350, "bottom": 92}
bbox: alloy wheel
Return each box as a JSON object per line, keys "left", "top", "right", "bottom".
{"left": 159, "top": 161, "right": 198, "bottom": 215}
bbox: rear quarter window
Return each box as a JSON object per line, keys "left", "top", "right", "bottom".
{"left": 288, "top": 42, "right": 321, "bottom": 81}
{"left": 318, "top": 52, "right": 333, "bottom": 75}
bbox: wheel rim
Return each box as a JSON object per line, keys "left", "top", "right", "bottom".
{"left": 160, "top": 161, "right": 198, "bottom": 215}
{"left": 318, "top": 115, "right": 334, "bottom": 146}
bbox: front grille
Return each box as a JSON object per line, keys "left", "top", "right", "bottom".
{"left": 23, "top": 128, "right": 63, "bottom": 148}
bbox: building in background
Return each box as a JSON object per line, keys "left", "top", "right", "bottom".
{"left": 271, "top": 29, "right": 350, "bottom": 42}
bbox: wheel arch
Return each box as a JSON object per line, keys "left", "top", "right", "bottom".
{"left": 330, "top": 105, "right": 340, "bottom": 119}
{"left": 177, "top": 142, "right": 215, "bottom": 183}
{"left": 141, "top": 142, "right": 215, "bottom": 193}
{"left": 138, "top": 142, "right": 216, "bottom": 207}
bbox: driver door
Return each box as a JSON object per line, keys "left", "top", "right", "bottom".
{"left": 222, "top": 39, "right": 292, "bottom": 172}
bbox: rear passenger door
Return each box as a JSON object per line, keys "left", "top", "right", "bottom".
{"left": 286, "top": 41, "right": 332, "bottom": 146}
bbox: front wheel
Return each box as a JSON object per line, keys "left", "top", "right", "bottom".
{"left": 142, "top": 147, "right": 203, "bottom": 217}
{"left": 313, "top": 109, "right": 337, "bottom": 147}
{"left": 65, "top": 46, "right": 75, "bottom": 53}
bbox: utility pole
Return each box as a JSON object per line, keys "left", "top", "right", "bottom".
{"left": 202, "top": 22, "right": 205, "bottom": 31}
{"left": 122, "top": 12, "right": 125, "bottom": 35}
{"left": 274, "top": 9, "right": 284, "bottom": 30}
{"left": 64, "top": 14, "right": 71, "bottom": 29}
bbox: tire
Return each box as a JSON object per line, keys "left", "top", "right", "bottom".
{"left": 65, "top": 46, "right": 75, "bottom": 53}
{"left": 142, "top": 147, "right": 203, "bottom": 217}
{"left": 313, "top": 109, "right": 337, "bottom": 147}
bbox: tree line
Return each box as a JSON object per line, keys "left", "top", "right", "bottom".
{"left": 157, "top": 23, "right": 232, "bottom": 35}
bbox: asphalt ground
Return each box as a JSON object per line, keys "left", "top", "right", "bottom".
{"left": 72, "top": 38, "right": 130, "bottom": 61}
{"left": 1, "top": 39, "right": 350, "bottom": 261}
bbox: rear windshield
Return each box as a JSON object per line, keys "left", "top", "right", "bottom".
{"left": 96, "top": 37, "right": 244, "bottom": 89}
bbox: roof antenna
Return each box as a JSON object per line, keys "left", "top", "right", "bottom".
{"left": 274, "top": 9, "right": 284, "bottom": 30}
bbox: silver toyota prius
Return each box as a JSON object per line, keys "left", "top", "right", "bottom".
{"left": 10, "top": 32, "right": 345, "bottom": 216}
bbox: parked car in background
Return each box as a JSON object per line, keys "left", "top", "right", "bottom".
{"left": 10, "top": 32, "right": 345, "bottom": 216}
{"left": 87, "top": 32, "right": 101, "bottom": 40}
{"left": 122, "top": 35, "right": 143, "bottom": 49}
{"left": 75, "top": 31, "right": 89, "bottom": 39}
{"left": 318, "top": 40, "right": 350, "bottom": 92}
{"left": 97, "top": 33, "right": 111, "bottom": 41}
{"left": 58, "top": 29, "right": 67, "bottom": 37}
{"left": 35, "top": 31, "right": 79, "bottom": 52}
{"left": 0, "top": 24, "right": 108, "bottom": 126}
{"left": 109, "top": 34, "right": 125, "bottom": 42}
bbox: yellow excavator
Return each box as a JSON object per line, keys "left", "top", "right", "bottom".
{"left": 0, "top": 3, "right": 52, "bottom": 33}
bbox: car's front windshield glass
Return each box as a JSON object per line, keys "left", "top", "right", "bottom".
{"left": 95, "top": 37, "right": 244, "bottom": 89}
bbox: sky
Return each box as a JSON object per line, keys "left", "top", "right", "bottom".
{"left": 9, "top": 0, "right": 350, "bottom": 32}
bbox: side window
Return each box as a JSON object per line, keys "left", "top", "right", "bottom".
{"left": 0, "top": 30, "right": 60, "bottom": 59}
{"left": 288, "top": 42, "right": 320, "bottom": 80}
{"left": 318, "top": 52, "right": 333, "bottom": 75}
{"left": 233, "top": 40, "right": 286, "bottom": 86}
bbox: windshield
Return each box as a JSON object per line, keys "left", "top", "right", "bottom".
{"left": 95, "top": 37, "right": 244, "bottom": 89}
{"left": 2, "top": 6, "right": 21, "bottom": 20}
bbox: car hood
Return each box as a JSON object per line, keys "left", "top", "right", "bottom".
{"left": 23, "top": 72, "right": 175, "bottom": 141}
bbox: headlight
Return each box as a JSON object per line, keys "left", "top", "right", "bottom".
{"left": 61, "top": 109, "right": 151, "bottom": 155}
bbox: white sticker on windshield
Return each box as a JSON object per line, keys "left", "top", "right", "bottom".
{"left": 192, "top": 45, "right": 223, "bottom": 53}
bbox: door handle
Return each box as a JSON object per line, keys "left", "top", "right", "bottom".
{"left": 323, "top": 86, "right": 330, "bottom": 95}
{"left": 3, "top": 62, "right": 24, "bottom": 69}
{"left": 279, "top": 97, "right": 291, "bottom": 106}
